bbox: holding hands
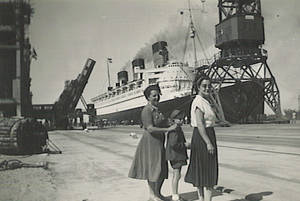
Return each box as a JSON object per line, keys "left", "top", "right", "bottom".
{"left": 167, "top": 123, "right": 178, "bottom": 132}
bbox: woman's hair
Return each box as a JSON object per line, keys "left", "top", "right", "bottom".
{"left": 192, "top": 73, "right": 211, "bottom": 94}
{"left": 143, "top": 84, "right": 161, "bottom": 100}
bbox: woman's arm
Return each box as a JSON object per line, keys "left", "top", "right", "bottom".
{"left": 146, "top": 124, "right": 177, "bottom": 135}
{"left": 195, "top": 107, "right": 215, "bottom": 154}
{"left": 141, "top": 107, "right": 176, "bottom": 134}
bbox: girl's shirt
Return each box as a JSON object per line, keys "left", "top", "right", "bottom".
{"left": 166, "top": 126, "right": 188, "bottom": 161}
{"left": 190, "top": 95, "right": 216, "bottom": 128}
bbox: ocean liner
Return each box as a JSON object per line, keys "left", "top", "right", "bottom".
{"left": 91, "top": 41, "right": 195, "bottom": 125}
{"left": 91, "top": 0, "right": 282, "bottom": 125}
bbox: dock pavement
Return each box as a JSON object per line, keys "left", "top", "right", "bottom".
{"left": 0, "top": 122, "right": 299, "bottom": 201}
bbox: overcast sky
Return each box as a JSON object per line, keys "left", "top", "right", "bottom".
{"left": 29, "top": 0, "right": 300, "bottom": 112}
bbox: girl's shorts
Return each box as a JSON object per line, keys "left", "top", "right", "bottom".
{"left": 170, "top": 160, "right": 187, "bottom": 169}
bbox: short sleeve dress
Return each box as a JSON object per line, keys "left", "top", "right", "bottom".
{"left": 184, "top": 95, "right": 219, "bottom": 187}
{"left": 128, "top": 103, "right": 168, "bottom": 182}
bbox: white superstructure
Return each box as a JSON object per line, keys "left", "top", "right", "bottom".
{"left": 91, "top": 61, "right": 195, "bottom": 117}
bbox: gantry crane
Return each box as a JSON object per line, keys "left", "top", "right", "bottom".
{"left": 194, "top": 0, "right": 281, "bottom": 123}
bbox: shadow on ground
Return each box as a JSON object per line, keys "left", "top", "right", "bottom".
{"left": 230, "top": 191, "right": 273, "bottom": 201}
{"left": 165, "top": 185, "right": 273, "bottom": 201}
{"left": 166, "top": 186, "right": 224, "bottom": 201}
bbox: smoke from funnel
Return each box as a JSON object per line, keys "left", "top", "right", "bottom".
{"left": 133, "top": 11, "right": 216, "bottom": 65}
{"left": 121, "top": 2, "right": 218, "bottom": 73}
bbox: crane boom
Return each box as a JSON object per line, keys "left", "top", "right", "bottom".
{"left": 53, "top": 58, "right": 96, "bottom": 129}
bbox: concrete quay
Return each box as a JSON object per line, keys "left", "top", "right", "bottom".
{"left": 0, "top": 123, "right": 299, "bottom": 201}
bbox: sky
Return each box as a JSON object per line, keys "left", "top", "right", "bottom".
{"left": 29, "top": 0, "right": 300, "bottom": 112}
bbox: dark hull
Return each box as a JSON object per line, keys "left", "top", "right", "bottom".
{"left": 219, "top": 81, "right": 264, "bottom": 123}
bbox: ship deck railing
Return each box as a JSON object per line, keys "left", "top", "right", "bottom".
{"left": 91, "top": 79, "right": 145, "bottom": 102}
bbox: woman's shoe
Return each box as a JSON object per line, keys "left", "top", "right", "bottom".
{"left": 172, "top": 197, "right": 186, "bottom": 201}
{"left": 153, "top": 197, "right": 164, "bottom": 201}
{"left": 157, "top": 194, "right": 169, "bottom": 201}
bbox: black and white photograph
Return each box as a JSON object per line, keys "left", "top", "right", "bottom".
{"left": 0, "top": 0, "right": 300, "bottom": 200}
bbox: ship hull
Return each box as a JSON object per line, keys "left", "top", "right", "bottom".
{"left": 219, "top": 81, "right": 264, "bottom": 123}
{"left": 96, "top": 95, "right": 192, "bottom": 125}
{"left": 96, "top": 81, "right": 264, "bottom": 125}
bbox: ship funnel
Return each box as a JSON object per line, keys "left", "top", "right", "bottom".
{"left": 117, "top": 71, "right": 128, "bottom": 86}
{"left": 132, "top": 58, "right": 145, "bottom": 80}
{"left": 152, "top": 41, "right": 169, "bottom": 68}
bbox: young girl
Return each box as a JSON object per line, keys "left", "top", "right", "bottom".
{"left": 166, "top": 109, "right": 190, "bottom": 201}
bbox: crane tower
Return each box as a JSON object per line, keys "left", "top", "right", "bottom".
{"left": 198, "top": 0, "right": 282, "bottom": 123}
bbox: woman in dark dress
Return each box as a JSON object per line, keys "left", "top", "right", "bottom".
{"left": 128, "top": 85, "right": 177, "bottom": 201}
{"left": 184, "top": 76, "right": 219, "bottom": 201}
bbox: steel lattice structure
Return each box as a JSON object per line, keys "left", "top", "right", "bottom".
{"left": 194, "top": 0, "right": 282, "bottom": 122}
{"left": 198, "top": 49, "right": 282, "bottom": 117}
{"left": 217, "top": 0, "right": 262, "bottom": 22}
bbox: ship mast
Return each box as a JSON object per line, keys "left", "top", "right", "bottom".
{"left": 188, "top": 0, "right": 198, "bottom": 67}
